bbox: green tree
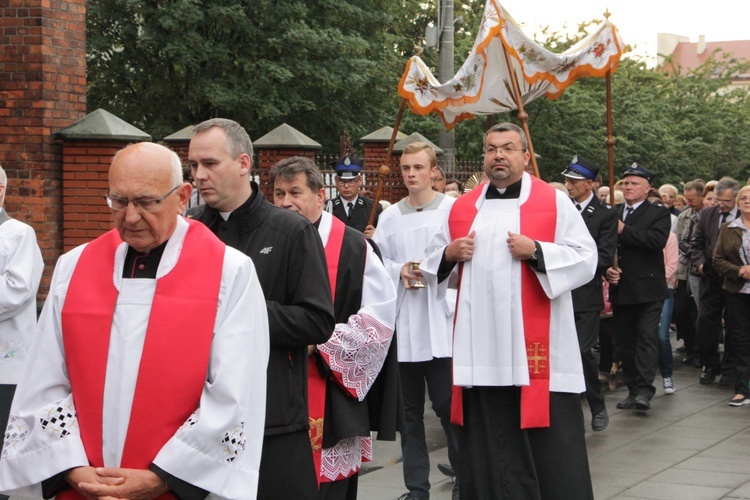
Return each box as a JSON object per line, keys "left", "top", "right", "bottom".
{"left": 87, "top": 0, "right": 408, "bottom": 149}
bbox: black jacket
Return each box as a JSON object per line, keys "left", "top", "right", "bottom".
{"left": 689, "top": 205, "right": 740, "bottom": 277}
{"left": 571, "top": 197, "right": 618, "bottom": 312}
{"left": 326, "top": 195, "right": 382, "bottom": 233}
{"left": 191, "top": 184, "right": 335, "bottom": 436}
{"left": 609, "top": 201, "right": 671, "bottom": 305}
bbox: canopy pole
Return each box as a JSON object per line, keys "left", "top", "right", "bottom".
{"left": 605, "top": 69, "right": 619, "bottom": 270}
{"left": 605, "top": 70, "right": 616, "bottom": 206}
{"left": 502, "top": 43, "right": 539, "bottom": 178}
{"left": 368, "top": 98, "right": 406, "bottom": 227}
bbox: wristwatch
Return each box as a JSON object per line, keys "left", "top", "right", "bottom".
{"left": 530, "top": 245, "right": 538, "bottom": 261}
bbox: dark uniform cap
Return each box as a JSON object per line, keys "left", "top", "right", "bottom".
{"left": 622, "top": 162, "right": 655, "bottom": 183}
{"left": 332, "top": 155, "right": 364, "bottom": 179}
{"left": 561, "top": 155, "right": 599, "bottom": 181}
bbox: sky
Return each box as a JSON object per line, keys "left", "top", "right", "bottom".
{"left": 498, "top": 0, "right": 750, "bottom": 65}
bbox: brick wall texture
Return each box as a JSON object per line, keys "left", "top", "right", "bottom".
{"left": 0, "top": 0, "right": 87, "bottom": 297}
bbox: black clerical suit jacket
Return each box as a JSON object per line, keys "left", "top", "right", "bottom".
{"left": 327, "top": 195, "right": 382, "bottom": 233}
{"left": 609, "top": 201, "right": 671, "bottom": 305}
{"left": 571, "top": 197, "right": 618, "bottom": 312}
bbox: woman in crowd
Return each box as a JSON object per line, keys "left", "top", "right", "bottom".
{"left": 712, "top": 185, "right": 750, "bottom": 406}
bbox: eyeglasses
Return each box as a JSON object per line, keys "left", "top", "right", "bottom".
{"left": 716, "top": 198, "right": 735, "bottom": 205}
{"left": 104, "top": 185, "right": 181, "bottom": 212}
{"left": 483, "top": 145, "right": 526, "bottom": 156}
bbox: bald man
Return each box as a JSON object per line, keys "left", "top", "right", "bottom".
{"left": 0, "top": 143, "right": 269, "bottom": 499}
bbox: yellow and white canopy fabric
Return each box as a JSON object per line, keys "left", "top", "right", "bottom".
{"left": 398, "top": 0, "right": 626, "bottom": 130}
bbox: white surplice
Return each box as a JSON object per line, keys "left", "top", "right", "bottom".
{"left": 0, "top": 211, "right": 44, "bottom": 385}
{"left": 314, "top": 211, "right": 397, "bottom": 481}
{"left": 372, "top": 196, "right": 456, "bottom": 362}
{"left": 0, "top": 217, "right": 270, "bottom": 500}
{"left": 421, "top": 173, "right": 596, "bottom": 393}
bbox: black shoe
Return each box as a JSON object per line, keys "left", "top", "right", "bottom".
{"left": 591, "top": 409, "right": 609, "bottom": 431}
{"left": 634, "top": 394, "right": 650, "bottom": 410}
{"left": 616, "top": 395, "right": 637, "bottom": 409}
{"left": 438, "top": 462, "right": 456, "bottom": 478}
{"left": 397, "top": 493, "right": 418, "bottom": 500}
{"left": 719, "top": 374, "right": 734, "bottom": 386}
{"left": 681, "top": 352, "right": 696, "bottom": 364}
{"left": 700, "top": 368, "right": 716, "bottom": 384}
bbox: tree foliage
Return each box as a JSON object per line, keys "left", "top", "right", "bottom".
{"left": 87, "top": 1, "right": 750, "bottom": 184}
{"left": 88, "top": 0, "right": 407, "bottom": 149}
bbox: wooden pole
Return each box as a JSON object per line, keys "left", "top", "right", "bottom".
{"left": 502, "top": 43, "right": 540, "bottom": 178}
{"left": 368, "top": 98, "right": 407, "bottom": 227}
{"left": 605, "top": 69, "right": 619, "bottom": 271}
{"left": 605, "top": 70, "right": 616, "bottom": 207}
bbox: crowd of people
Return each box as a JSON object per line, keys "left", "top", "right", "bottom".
{"left": 0, "top": 118, "right": 748, "bottom": 500}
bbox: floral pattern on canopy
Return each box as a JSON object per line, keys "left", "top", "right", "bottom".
{"left": 398, "top": 0, "right": 626, "bottom": 130}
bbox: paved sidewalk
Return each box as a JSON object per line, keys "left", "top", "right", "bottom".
{"left": 359, "top": 349, "right": 750, "bottom": 500}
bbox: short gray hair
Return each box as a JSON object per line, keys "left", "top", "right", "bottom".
{"left": 193, "top": 118, "right": 254, "bottom": 163}
{"left": 715, "top": 176, "right": 740, "bottom": 198}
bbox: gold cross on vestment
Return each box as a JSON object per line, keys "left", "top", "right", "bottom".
{"left": 527, "top": 342, "right": 548, "bottom": 375}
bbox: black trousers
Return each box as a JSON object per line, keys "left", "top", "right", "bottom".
{"left": 674, "top": 279, "right": 698, "bottom": 355}
{"left": 613, "top": 301, "right": 663, "bottom": 400}
{"left": 459, "top": 387, "right": 593, "bottom": 500}
{"left": 574, "top": 310, "right": 606, "bottom": 415}
{"left": 598, "top": 316, "right": 615, "bottom": 372}
{"left": 317, "top": 473, "right": 359, "bottom": 500}
{"left": 257, "top": 430, "right": 317, "bottom": 500}
{"left": 399, "top": 358, "right": 460, "bottom": 500}
{"left": 697, "top": 274, "right": 734, "bottom": 372}
{"left": 725, "top": 293, "right": 750, "bottom": 396}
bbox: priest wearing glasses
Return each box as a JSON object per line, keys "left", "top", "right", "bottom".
{"left": 0, "top": 142, "right": 270, "bottom": 499}
{"left": 419, "top": 122, "right": 597, "bottom": 499}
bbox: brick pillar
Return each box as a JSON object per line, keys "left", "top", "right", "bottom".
{"left": 0, "top": 0, "right": 87, "bottom": 297}
{"left": 361, "top": 139, "right": 404, "bottom": 204}
{"left": 54, "top": 109, "right": 151, "bottom": 251}
{"left": 255, "top": 148, "right": 317, "bottom": 200}
{"left": 254, "top": 124, "right": 322, "bottom": 200}
{"left": 60, "top": 140, "right": 122, "bottom": 251}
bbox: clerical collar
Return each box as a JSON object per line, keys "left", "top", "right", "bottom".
{"left": 485, "top": 178, "right": 522, "bottom": 199}
{"left": 123, "top": 240, "right": 168, "bottom": 279}
{"left": 220, "top": 190, "right": 258, "bottom": 221}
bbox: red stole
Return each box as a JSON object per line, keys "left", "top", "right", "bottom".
{"left": 60, "top": 219, "right": 224, "bottom": 499}
{"left": 308, "top": 216, "right": 346, "bottom": 485}
{"left": 448, "top": 177, "right": 557, "bottom": 429}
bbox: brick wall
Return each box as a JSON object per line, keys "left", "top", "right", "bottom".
{"left": 61, "top": 140, "right": 122, "bottom": 251}
{"left": 0, "top": 0, "right": 87, "bottom": 297}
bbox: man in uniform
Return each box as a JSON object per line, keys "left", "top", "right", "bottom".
{"left": 326, "top": 155, "right": 381, "bottom": 237}
{"left": 562, "top": 156, "right": 617, "bottom": 431}
{"left": 420, "top": 122, "right": 597, "bottom": 499}
{"left": 270, "top": 156, "right": 399, "bottom": 499}
{"left": 0, "top": 142, "right": 269, "bottom": 499}
{"left": 606, "top": 163, "right": 671, "bottom": 411}
{"left": 188, "top": 118, "right": 335, "bottom": 499}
